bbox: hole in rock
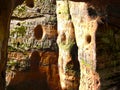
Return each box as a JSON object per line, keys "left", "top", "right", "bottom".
{"left": 34, "top": 25, "right": 43, "bottom": 40}
{"left": 96, "top": 80, "right": 99, "bottom": 85}
{"left": 59, "top": 12, "right": 61, "bottom": 14}
{"left": 86, "top": 35, "right": 91, "bottom": 44}
{"left": 16, "top": 22, "right": 20, "bottom": 26}
{"left": 26, "top": 0, "right": 34, "bottom": 8}
{"left": 37, "top": 8, "right": 41, "bottom": 13}
{"left": 87, "top": 7, "right": 97, "bottom": 19}
{"left": 17, "top": 42, "right": 20, "bottom": 47}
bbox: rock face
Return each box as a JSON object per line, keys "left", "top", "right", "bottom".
{"left": 56, "top": 0, "right": 120, "bottom": 90}
{"left": 9, "top": 0, "right": 57, "bottom": 52}
{"left": 6, "top": 0, "right": 60, "bottom": 90}
{"left": 9, "top": 20, "right": 57, "bottom": 51}
{"left": 12, "top": 0, "right": 56, "bottom": 18}
{"left": 7, "top": 51, "right": 61, "bottom": 90}
{"left": 57, "top": 1, "right": 100, "bottom": 90}
{"left": 0, "top": 0, "right": 120, "bottom": 90}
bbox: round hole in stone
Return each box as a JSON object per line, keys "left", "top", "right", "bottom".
{"left": 86, "top": 35, "right": 91, "bottom": 44}
{"left": 96, "top": 80, "right": 99, "bottom": 85}
{"left": 59, "top": 11, "right": 61, "bottom": 14}
{"left": 87, "top": 7, "right": 97, "bottom": 19}
{"left": 37, "top": 8, "right": 41, "bottom": 13}
{"left": 26, "top": 0, "right": 34, "bottom": 8}
{"left": 34, "top": 25, "right": 43, "bottom": 40}
{"left": 16, "top": 22, "right": 21, "bottom": 26}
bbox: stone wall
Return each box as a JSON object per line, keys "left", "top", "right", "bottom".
{"left": 7, "top": 0, "right": 58, "bottom": 71}
{"left": 9, "top": 19, "right": 57, "bottom": 51}
{"left": 9, "top": 0, "right": 57, "bottom": 52}
{"left": 7, "top": 51, "right": 61, "bottom": 90}
{"left": 7, "top": 0, "right": 120, "bottom": 90}
{"left": 7, "top": 0, "right": 60, "bottom": 90}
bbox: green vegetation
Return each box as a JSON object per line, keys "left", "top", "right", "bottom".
{"left": 7, "top": 58, "right": 30, "bottom": 72}
{"left": 11, "top": 22, "right": 27, "bottom": 37}
{"left": 13, "top": 5, "right": 27, "bottom": 17}
{"left": 9, "top": 22, "right": 27, "bottom": 52}
{"left": 59, "top": 38, "right": 75, "bottom": 51}
{"left": 81, "top": 59, "right": 94, "bottom": 70}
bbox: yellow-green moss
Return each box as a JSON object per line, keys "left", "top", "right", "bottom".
{"left": 57, "top": 1, "right": 70, "bottom": 20}
{"left": 59, "top": 39, "right": 75, "bottom": 51}
{"left": 81, "top": 59, "right": 94, "bottom": 70}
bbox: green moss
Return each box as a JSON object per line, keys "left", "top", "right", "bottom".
{"left": 9, "top": 22, "right": 28, "bottom": 51}
{"left": 59, "top": 6, "right": 69, "bottom": 14}
{"left": 59, "top": 39, "right": 75, "bottom": 51}
{"left": 11, "top": 22, "right": 27, "bottom": 37}
{"left": 81, "top": 59, "right": 93, "bottom": 70}
{"left": 13, "top": 5, "right": 27, "bottom": 17}
{"left": 57, "top": 1, "right": 71, "bottom": 20}
{"left": 8, "top": 46, "right": 18, "bottom": 52}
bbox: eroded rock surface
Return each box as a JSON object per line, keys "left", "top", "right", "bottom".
{"left": 7, "top": 1, "right": 59, "bottom": 89}
{"left": 7, "top": 51, "right": 61, "bottom": 90}
{"left": 56, "top": 1, "right": 100, "bottom": 90}
{"left": 4, "top": 0, "right": 120, "bottom": 90}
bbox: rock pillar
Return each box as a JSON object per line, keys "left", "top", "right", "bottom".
{"left": 57, "top": 1, "right": 100, "bottom": 90}
{"left": 57, "top": 1, "right": 79, "bottom": 90}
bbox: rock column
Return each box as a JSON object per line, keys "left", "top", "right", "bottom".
{"left": 57, "top": 1, "right": 100, "bottom": 90}
{"left": 57, "top": 1, "right": 79, "bottom": 90}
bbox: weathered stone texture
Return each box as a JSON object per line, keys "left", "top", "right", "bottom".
{"left": 9, "top": 19, "right": 57, "bottom": 51}
{"left": 57, "top": 1, "right": 100, "bottom": 90}
{"left": 7, "top": 0, "right": 59, "bottom": 90}
{"left": 0, "top": 0, "right": 35, "bottom": 89}
{"left": 9, "top": 0, "right": 57, "bottom": 52}
{"left": 7, "top": 51, "right": 61, "bottom": 90}
{"left": 57, "top": 1, "right": 80, "bottom": 90}
{"left": 13, "top": 0, "right": 56, "bottom": 18}
{"left": 0, "top": 0, "right": 120, "bottom": 90}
